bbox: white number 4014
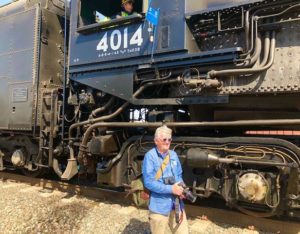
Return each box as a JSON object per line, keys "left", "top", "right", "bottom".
{"left": 97, "top": 25, "right": 143, "bottom": 52}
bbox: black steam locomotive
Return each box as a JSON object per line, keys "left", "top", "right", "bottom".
{"left": 1, "top": 0, "right": 300, "bottom": 218}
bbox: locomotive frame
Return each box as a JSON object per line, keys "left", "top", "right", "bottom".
{"left": 1, "top": 0, "right": 300, "bottom": 219}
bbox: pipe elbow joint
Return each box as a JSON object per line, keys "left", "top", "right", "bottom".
{"left": 254, "top": 16, "right": 260, "bottom": 21}
{"left": 208, "top": 70, "right": 217, "bottom": 78}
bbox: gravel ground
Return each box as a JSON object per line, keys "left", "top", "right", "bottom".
{"left": 0, "top": 180, "right": 278, "bottom": 234}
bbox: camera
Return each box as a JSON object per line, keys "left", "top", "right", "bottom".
{"left": 178, "top": 182, "right": 197, "bottom": 203}
{"left": 163, "top": 177, "right": 197, "bottom": 203}
{"left": 163, "top": 176, "right": 176, "bottom": 185}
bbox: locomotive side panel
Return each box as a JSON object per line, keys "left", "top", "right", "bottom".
{"left": 0, "top": 5, "right": 40, "bottom": 130}
{"left": 0, "top": 0, "right": 66, "bottom": 174}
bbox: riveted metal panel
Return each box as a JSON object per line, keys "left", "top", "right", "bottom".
{"left": 219, "top": 20, "right": 300, "bottom": 95}
{"left": 0, "top": 5, "right": 40, "bottom": 130}
{"left": 186, "top": 0, "right": 300, "bottom": 96}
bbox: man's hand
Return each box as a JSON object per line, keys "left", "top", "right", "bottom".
{"left": 172, "top": 182, "right": 183, "bottom": 196}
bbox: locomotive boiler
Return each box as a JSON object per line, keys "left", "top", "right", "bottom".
{"left": 1, "top": 0, "right": 300, "bottom": 218}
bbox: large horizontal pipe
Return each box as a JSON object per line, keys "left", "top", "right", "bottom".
{"left": 78, "top": 118, "right": 300, "bottom": 152}
{"left": 81, "top": 119, "right": 300, "bottom": 131}
{"left": 185, "top": 149, "right": 296, "bottom": 168}
{"left": 234, "top": 160, "right": 296, "bottom": 167}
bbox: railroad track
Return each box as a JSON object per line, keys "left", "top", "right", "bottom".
{"left": 0, "top": 171, "right": 299, "bottom": 234}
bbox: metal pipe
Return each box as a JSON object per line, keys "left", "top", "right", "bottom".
{"left": 208, "top": 31, "right": 276, "bottom": 78}
{"left": 78, "top": 117, "right": 300, "bottom": 156}
{"left": 244, "top": 10, "right": 250, "bottom": 51}
{"left": 187, "top": 155, "right": 295, "bottom": 168}
{"left": 68, "top": 102, "right": 129, "bottom": 140}
{"left": 80, "top": 119, "right": 300, "bottom": 129}
{"left": 240, "top": 0, "right": 296, "bottom": 57}
{"left": 140, "top": 71, "right": 172, "bottom": 85}
{"left": 241, "top": 2, "right": 300, "bottom": 66}
{"left": 237, "top": 32, "right": 261, "bottom": 67}
{"left": 247, "top": 33, "right": 262, "bottom": 67}
{"left": 260, "top": 31, "right": 271, "bottom": 67}
{"left": 257, "top": 3, "right": 300, "bottom": 20}
{"left": 91, "top": 97, "right": 115, "bottom": 118}
{"left": 101, "top": 118, "right": 300, "bottom": 131}
{"left": 97, "top": 138, "right": 135, "bottom": 174}
{"left": 241, "top": 1, "right": 300, "bottom": 56}
{"left": 232, "top": 160, "right": 295, "bottom": 168}
{"left": 240, "top": 12, "right": 257, "bottom": 57}
{"left": 240, "top": 31, "right": 270, "bottom": 68}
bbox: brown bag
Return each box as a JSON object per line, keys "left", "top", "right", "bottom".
{"left": 130, "top": 153, "right": 170, "bottom": 207}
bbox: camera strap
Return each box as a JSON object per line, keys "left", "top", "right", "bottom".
{"left": 155, "top": 151, "right": 170, "bottom": 180}
{"left": 175, "top": 197, "right": 184, "bottom": 224}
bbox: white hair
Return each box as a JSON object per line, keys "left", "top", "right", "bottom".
{"left": 154, "top": 125, "right": 172, "bottom": 140}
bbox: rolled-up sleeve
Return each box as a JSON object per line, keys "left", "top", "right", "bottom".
{"left": 142, "top": 152, "right": 173, "bottom": 194}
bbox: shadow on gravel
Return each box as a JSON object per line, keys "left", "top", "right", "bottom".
{"left": 121, "top": 218, "right": 150, "bottom": 234}
{"left": 32, "top": 202, "right": 92, "bottom": 233}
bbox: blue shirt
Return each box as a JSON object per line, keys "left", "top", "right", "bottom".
{"left": 142, "top": 147, "right": 183, "bottom": 215}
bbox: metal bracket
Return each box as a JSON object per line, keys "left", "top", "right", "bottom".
{"left": 217, "top": 7, "right": 245, "bottom": 32}
{"left": 0, "top": 150, "right": 5, "bottom": 171}
{"left": 61, "top": 147, "right": 78, "bottom": 180}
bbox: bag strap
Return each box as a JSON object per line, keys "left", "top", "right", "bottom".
{"left": 155, "top": 152, "right": 170, "bottom": 180}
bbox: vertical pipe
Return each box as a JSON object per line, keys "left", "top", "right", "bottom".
{"left": 245, "top": 10, "right": 250, "bottom": 51}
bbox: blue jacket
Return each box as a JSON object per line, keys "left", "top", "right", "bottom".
{"left": 142, "top": 148, "right": 183, "bottom": 215}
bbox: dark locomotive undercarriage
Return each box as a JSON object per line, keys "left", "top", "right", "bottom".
{"left": 0, "top": 0, "right": 300, "bottom": 220}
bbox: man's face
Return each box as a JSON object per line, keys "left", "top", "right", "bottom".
{"left": 155, "top": 132, "right": 172, "bottom": 153}
{"left": 124, "top": 2, "right": 133, "bottom": 13}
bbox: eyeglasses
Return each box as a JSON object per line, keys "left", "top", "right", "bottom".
{"left": 160, "top": 138, "right": 172, "bottom": 143}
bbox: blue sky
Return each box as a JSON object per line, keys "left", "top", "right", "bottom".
{"left": 0, "top": 0, "right": 11, "bottom": 6}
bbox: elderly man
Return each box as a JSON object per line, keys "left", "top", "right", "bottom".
{"left": 142, "top": 126, "right": 189, "bottom": 234}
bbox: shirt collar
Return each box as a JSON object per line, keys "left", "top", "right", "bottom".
{"left": 155, "top": 148, "right": 169, "bottom": 158}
